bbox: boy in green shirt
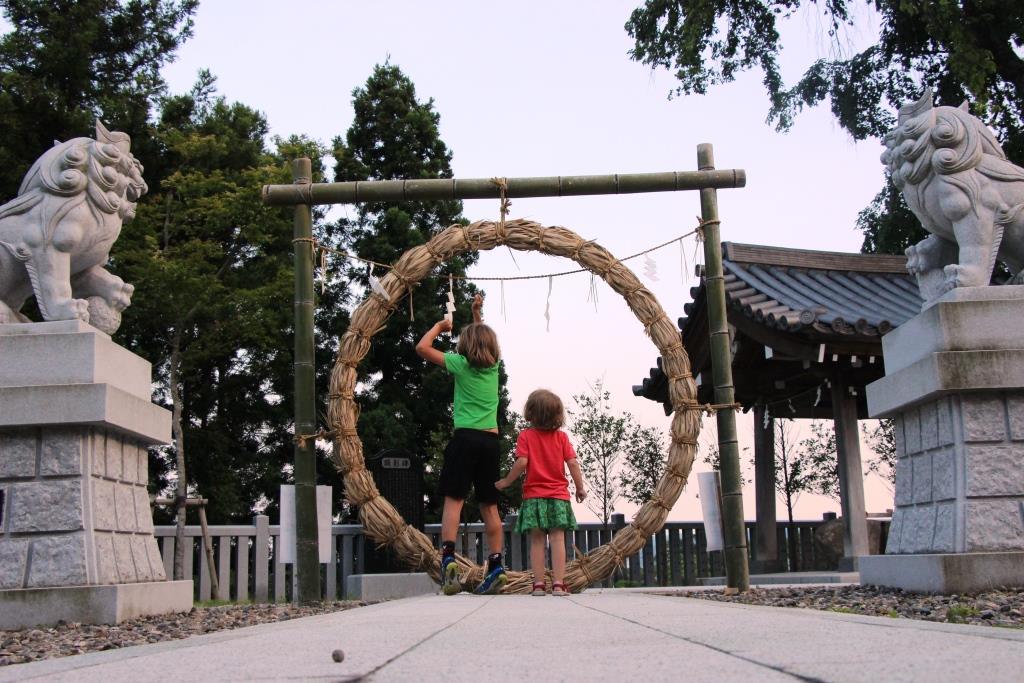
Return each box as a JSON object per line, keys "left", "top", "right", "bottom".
{"left": 415, "top": 294, "right": 507, "bottom": 595}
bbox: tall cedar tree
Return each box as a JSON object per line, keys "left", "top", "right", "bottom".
{"left": 0, "top": 0, "right": 197, "bottom": 198}
{"left": 332, "top": 64, "right": 513, "bottom": 522}
{"left": 625, "top": 1, "right": 1024, "bottom": 254}
{"left": 115, "top": 75, "right": 350, "bottom": 538}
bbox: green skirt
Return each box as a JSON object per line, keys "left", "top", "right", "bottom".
{"left": 515, "top": 498, "right": 578, "bottom": 532}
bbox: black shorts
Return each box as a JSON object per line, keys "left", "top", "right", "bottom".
{"left": 438, "top": 429, "right": 500, "bottom": 504}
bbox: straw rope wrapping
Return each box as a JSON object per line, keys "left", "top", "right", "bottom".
{"left": 326, "top": 219, "right": 701, "bottom": 593}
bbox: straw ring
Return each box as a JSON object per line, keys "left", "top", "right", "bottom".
{"left": 326, "top": 220, "right": 700, "bottom": 593}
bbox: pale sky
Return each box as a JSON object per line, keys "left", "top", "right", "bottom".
{"left": 3, "top": 1, "right": 896, "bottom": 521}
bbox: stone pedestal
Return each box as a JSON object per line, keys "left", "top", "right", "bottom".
{"left": 863, "top": 287, "right": 1024, "bottom": 593}
{"left": 0, "top": 321, "right": 191, "bottom": 627}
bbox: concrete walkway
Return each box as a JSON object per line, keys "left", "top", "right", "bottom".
{"left": 2, "top": 589, "right": 1022, "bottom": 682}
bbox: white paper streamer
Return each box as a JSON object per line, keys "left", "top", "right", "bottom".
{"left": 644, "top": 253, "right": 659, "bottom": 282}
{"left": 680, "top": 240, "right": 688, "bottom": 285}
{"left": 319, "top": 249, "right": 328, "bottom": 294}
{"left": 586, "top": 273, "right": 599, "bottom": 312}
{"left": 444, "top": 275, "right": 455, "bottom": 325}
{"left": 544, "top": 275, "right": 553, "bottom": 332}
{"left": 367, "top": 264, "right": 389, "bottom": 300}
{"left": 500, "top": 280, "right": 507, "bottom": 322}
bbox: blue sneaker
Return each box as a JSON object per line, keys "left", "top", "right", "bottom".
{"left": 441, "top": 555, "right": 461, "bottom": 595}
{"left": 474, "top": 565, "right": 507, "bottom": 595}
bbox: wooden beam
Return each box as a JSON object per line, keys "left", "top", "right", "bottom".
{"left": 830, "top": 370, "right": 871, "bottom": 567}
{"left": 752, "top": 406, "right": 779, "bottom": 571}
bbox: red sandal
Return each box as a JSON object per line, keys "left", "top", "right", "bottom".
{"left": 551, "top": 582, "right": 568, "bottom": 596}
{"left": 532, "top": 581, "right": 546, "bottom": 596}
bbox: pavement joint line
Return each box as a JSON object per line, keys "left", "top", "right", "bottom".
{"left": 570, "top": 597, "right": 829, "bottom": 683}
{"left": 350, "top": 596, "right": 494, "bottom": 682}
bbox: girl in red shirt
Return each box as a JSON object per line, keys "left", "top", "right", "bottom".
{"left": 495, "top": 389, "right": 587, "bottom": 596}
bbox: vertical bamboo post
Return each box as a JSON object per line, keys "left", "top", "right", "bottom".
{"left": 292, "top": 158, "right": 321, "bottom": 603}
{"left": 697, "top": 143, "right": 750, "bottom": 592}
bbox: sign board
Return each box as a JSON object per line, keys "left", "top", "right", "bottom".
{"left": 381, "top": 456, "right": 411, "bottom": 469}
{"left": 278, "top": 485, "right": 332, "bottom": 564}
{"left": 697, "top": 471, "right": 725, "bottom": 552}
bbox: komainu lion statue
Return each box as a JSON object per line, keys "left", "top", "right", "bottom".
{"left": 0, "top": 121, "right": 147, "bottom": 334}
{"left": 883, "top": 89, "right": 1024, "bottom": 307}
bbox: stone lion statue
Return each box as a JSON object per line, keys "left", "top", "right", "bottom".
{"left": 0, "top": 121, "right": 146, "bottom": 334}
{"left": 882, "top": 89, "right": 1024, "bottom": 307}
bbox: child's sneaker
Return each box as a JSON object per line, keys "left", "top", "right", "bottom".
{"left": 474, "top": 564, "right": 507, "bottom": 595}
{"left": 441, "top": 555, "right": 461, "bottom": 595}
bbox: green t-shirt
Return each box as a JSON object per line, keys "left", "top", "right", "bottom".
{"left": 444, "top": 352, "right": 499, "bottom": 431}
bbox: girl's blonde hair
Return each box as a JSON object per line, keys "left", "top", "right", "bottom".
{"left": 524, "top": 389, "right": 564, "bottom": 431}
{"left": 456, "top": 323, "right": 500, "bottom": 368}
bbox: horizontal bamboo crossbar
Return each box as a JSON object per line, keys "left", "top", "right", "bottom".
{"left": 262, "top": 170, "right": 746, "bottom": 206}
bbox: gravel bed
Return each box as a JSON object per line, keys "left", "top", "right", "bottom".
{"left": 0, "top": 601, "right": 366, "bottom": 667}
{"left": 673, "top": 585, "right": 1024, "bottom": 628}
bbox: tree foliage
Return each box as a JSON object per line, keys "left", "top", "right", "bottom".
{"left": 116, "top": 74, "right": 350, "bottom": 525}
{"left": 569, "top": 380, "right": 635, "bottom": 526}
{"left": 625, "top": 0, "right": 1024, "bottom": 253}
{"left": 796, "top": 420, "right": 841, "bottom": 501}
{"left": 619, "top": 424, "right": 667, "bottom": 507}
{"left": 861, "top": 418, "right": 896, "bottom": 488}
{"left": 0, "top": 0, "right": 197, "bottom": 197}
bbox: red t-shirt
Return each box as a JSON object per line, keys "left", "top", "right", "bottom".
{"left": 515, "top": 428, "right": 577, "bottom": 501}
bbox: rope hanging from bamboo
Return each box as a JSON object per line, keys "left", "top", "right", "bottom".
{"left": 326, "top": 218, "right": 702, "bottom": 594}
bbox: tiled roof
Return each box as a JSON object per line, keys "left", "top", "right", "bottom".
{"left": 684, "top": 242, "right": 922, "bottom": 336}
{"left": 633, "top": 242, "right": 923, "bottom": 416}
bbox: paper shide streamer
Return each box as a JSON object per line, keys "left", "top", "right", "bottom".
{"left": 644, "top": 254, "right": 659, "bottom": 282}
{"left": 544, "top": 275, "right": 553, "bottom": 332}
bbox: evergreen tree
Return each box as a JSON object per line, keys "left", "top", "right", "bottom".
{"left": 116, "top": 75, "right": 350, "bottom": 538}
{"left": 0, "top": 0, "right": 197, "bottom": 198}
{"left": 332, "top": 63, "right": 511, "bottom": 523}
{"left": 625, "top": 1, "right": 1024, "bottom": 254}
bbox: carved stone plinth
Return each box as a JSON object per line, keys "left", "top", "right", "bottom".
{"left": 0, "top": 321, "right": 191, "bottom": 626}
{"left": 864, "top": 288, "right": 1024, "bottom": 592}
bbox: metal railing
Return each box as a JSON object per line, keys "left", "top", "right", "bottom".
{"left": 154, "top": 516, "right": 839, "bottom": 602}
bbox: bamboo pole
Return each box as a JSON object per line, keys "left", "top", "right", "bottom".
{"left": 292, "top": 158, "right": 321, "bottom": 604}
{"left": 697, "top": 143, "right": 750, "bottom": 592}
{"left": 262, "top": 169, "right": 745, "bottom": 206}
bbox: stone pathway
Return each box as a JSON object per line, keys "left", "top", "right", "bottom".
{"left": 1, "top": 590, "right": 1022, "bottom": 682}
{"left": 0, "top": 601, "right": 364, "bottom": 666}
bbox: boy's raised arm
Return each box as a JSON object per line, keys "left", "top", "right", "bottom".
{"left": 415, "top": 319, "right": 452, "bottom": 367}
{"left": 471, "top": 293, "right": 483, "bottom": 324}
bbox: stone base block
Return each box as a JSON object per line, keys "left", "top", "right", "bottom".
{"left": 0, "top": 580, "right": 193, "bottom": 629}
{"left": 859, "top": 552, "right": 1024, "bottom": 594}
{"left": 345, "top": 573, "right": 436, "bottom": 601}
{"left": 0, "top": 320, "right": 152, "bottom": 399}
